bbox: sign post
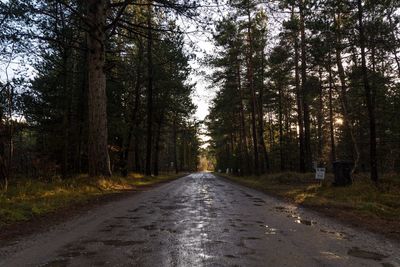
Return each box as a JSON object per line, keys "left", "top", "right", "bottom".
{"left": 315, "top": 168, "right": 326, "bottom": 184}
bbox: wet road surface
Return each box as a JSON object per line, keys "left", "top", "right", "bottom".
{"left": 1, "top": 173, "right": 399, "bottom": 266}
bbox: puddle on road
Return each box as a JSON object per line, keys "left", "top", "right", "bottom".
{"left": 58, "top": 251, "right": 82, "bottom": 258}
{"left": 246, "top": 236, "right": 262, "bottom": 240}
{"left": 114, "top": 216, "right": 132, "bottom": 220}
{"left": 161, "top": 228, "right": 183, "bottom": 234}
{"left": 381, "top": 263, "right": 395, "bottom": 267}
{"left": 347, "top": 247, "right": 389, "bottom": 261}
{"left": 100, "top": 224, "right": 124, "bottom": 232}
{"left": 224, "top": 254, "right": 237, "bottom": 258}
{"left": 128, "top": 207, "right": 141, "bottom": 213}
{"left": 295, "top": 219, "right": 316, "bottom": 226}
{"left": 252, "top": 198, "right": 266, "bottom": 203}
{"left": 159, "top": 204, "right": 187, "bottom": 211}
{"left": 320, "top": 229, "right": 350, "bottom": 240}
{"left": 141, "top": 224, "right": 157, "bottom": 231}
{"left": 265, "top": 225, "right": 281, "bottom": 235}
{"left": 41, "top": 259, "right": 69, "bottom": 267}
{"left": 102, "top": 240, "right": 146, "bottom": 247}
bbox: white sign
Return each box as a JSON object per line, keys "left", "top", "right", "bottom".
{"left": 315, "top": 168, "right": 326, "bottom": 180}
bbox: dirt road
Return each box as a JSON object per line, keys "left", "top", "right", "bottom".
{"left": 0, "top": 173, "right": 399, "bottom": 266}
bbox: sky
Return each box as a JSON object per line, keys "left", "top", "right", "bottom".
{"left": 178, "top": 11, "right": 222, "bottom": 122}
{"left": 190, "top": 51, "right": 215, "bottom": 122}
{"left": 184, "top": 28, "right": 216, "bottom": 146}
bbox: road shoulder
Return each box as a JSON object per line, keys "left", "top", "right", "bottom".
{"left": 216, "top": 172, "right": 400, "bottom": 242}
{"left": 0, "top": 173, "right": 186, "bottom": 246}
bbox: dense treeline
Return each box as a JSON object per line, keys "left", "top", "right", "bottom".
{"left": 207, "top": 0, "right": 400, "bottom": 181}
{"left": 0, "top": 0, "right": 201, "bottom": 189}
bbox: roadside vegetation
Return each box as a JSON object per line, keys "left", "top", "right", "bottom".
{"left": 219, "top": 172, "right": 400, "bottom": 222}
{"left": 0, "top": 173, "right": 183, "bottom": 228}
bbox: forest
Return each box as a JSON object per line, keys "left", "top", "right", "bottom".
{"left": 1, "top": 0, "right": 400, "bottom": 264}
{"left": 1, "top": 0, "right": 400, "bottom": 188}
{"left": 0, "top": 0, "right": 202, "bottom": 191}
{"left": 206, "top": 0, "right": 400, "bottom": 183}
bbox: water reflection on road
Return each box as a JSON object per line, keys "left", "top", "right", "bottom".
{"left": 1, "top": 172, "right": 399, "bottom": 267}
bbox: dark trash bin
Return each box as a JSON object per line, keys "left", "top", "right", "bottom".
{"left": 332, "top": 161, "right": 353, "bottom": 186}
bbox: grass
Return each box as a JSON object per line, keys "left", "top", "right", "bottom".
{"left": 0, "top": 172, "right": 183, "bottom": 228}
{"left": 219, "top": 172, "right": 400, "bottom": 221}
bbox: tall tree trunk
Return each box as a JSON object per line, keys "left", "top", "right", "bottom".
{"left": 86, "top": 0, "right": 111, "bottom": 177}
{"left": 122, "top": 38, "right": 143, "bottom": 176}
{"left": 153, "top": 117, "right": 163, "bottom": 176}
{"left": 357, "top": 0, "right": 378, "bottom": 182}
{"left": 299, "top": 0, "right": 312, "bottom": 171}
{"left": 173, "top": 116, "right": 179, "bottom": 174}
{"left": 0, "top": 105, "right": 7, "bottom": 191}
{"left": 293, "top": 7, "right": 306, "bottom": 172}
{"left": 317, "top": 70, "right": 324, "bottom": 161}
{"left": 334, "top": 12, "right": 360, "bottom": 172}
{"left": 258, "top": 40, "right": 270, "bottom": 173}
{"left": 278, "top": 85, "right": 284, "bottom": 171}
{"left": 61, "top": 50, "right": 70, "bottom": 178}
{"left": 237, "top": 62, "right": 250, "bottom": 175}
{"left": 284, "top": 97, "right": 291, "bottom": 170}
{"left": 76, "top": 40, "right": 88, "bottom": 174}
{"left": 327, "top": 51, "right": 336, "bottom": 163}
{"left": 247, "top": 9, "right": 259, "bottom": 176}
{"left": 145, "top": 2, "right": 153, "bottom": 176}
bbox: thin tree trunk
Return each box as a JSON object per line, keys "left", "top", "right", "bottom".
{"left": 237, "top": 62, "right": 250, "bottom": 175}
{"left": 173, "top": 116, "right": 179, "bottom": 174}
{"left": 61, "top": 50, "right": 70, "bottom": 178}
{"left": 334, "top": 12, "right": 360, "bottom": 172}
{"left": 278, "top": 85, "right": 284, "bottom": 171}
{"left": 299, "top": 0, "right": 312, "bottom": 171}
{"left": 247, "top": 9, "right": 259, "bottom": 176}
{"left": 293, "top": 7, "right": 305, "bottom": 172}
{"left": 0, "top": 104, "right": 7, "bottom": 191}
{"left": 153, "top": 117, "right": 163, "bottom": 176}
{"left": 317, "top": 69, "right": 324, "bottom": 161}
{"left": 145, "top": 2, "right": 153, "bottom": 176}
{"left": 258, "top": 40, "right": 270, "bottom": 173}
{"left": 123, "top": 38, "right": 143, "bottom": 176}
{"left": 285, "top": 97, "right": 291, "bottom": 170}
{"left": 357, "top": 0, "right": 378, "bottom": 182}
{"left": 86, "top": 0, "right": 111, "bottom": 177}
{"left": 77, "top": 41, "right": 87, "bottom": 174}
{"left": 327, "top": 51, "right": 336, "bottom": 163}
